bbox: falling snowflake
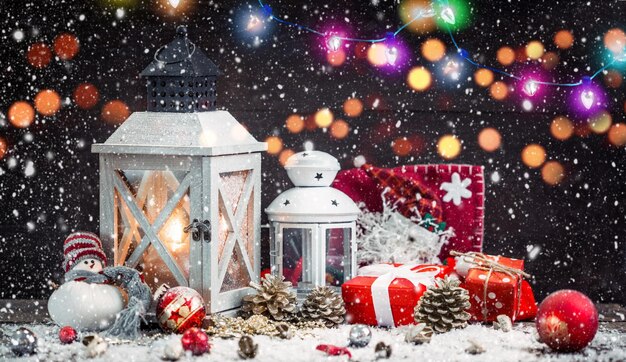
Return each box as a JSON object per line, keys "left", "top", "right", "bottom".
{"left": 440, "top": 172, "right": 472, "bottom": 206}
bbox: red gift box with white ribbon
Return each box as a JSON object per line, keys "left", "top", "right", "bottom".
{"left": 341, "top": 264, "right": 453, "bottom": 327}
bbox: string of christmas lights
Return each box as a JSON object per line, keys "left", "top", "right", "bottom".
{"left": 255, "top": 0, "right": 626, "bottom": 109}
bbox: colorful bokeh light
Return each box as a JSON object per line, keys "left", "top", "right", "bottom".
{"left": 53, "top": 33, "right": 80, "bottom": 61}
{"left": 343, "top": 98, "right": 363, "bottom": 118}
{"left": 541, "top": 161, "right": 565, "bottom": 185}
{"left": 521, "top": 144, "right": 546, "bottom": 168}
{"left": 526, "top": 41, "right": 545, "bottom": 60}
{"left": 330, "top": 120, "right": 350, "bottom": 139}
{"left": 73, "top": 83, "right": 100, "bottom": 109}
{"left": 392, "top": 137, "right": 412, "bottom": 156}
{"left": 437, "top": 134, "right": 461, "bottom": 159}
{"left": 285, "top": 114, "right": 304, "bottom": 133}
{"left": 101, "top": 100, "right": 130, "bottom": 124}
{"left": 265, "top": 136, "right": 283, "bottom": 155}
{"left": 608, "top": 123, "right": 626, "bottom": 146}
{"left": 34, "top": 89, "right": 62, "bottom": 116}
{"left": 497, "top": 46, "right": 515, "bottom": 66}
{"left": 489, "top": 81, "right": 508, "bottom": 100}
{"left": 0, "top": 137, "right": 7, "bottom": 160}
{"left": 407, "top": 66, "right": 432, "bottom": 91}
{"left": 398, "top": 0, "right": 437, "bottom": 34}
{"left": 421, "top": 38, "right": 446, "bottom": 62}
{"left": 27, "top": 43, "right": 52, "bottom": 68}
{"left": 474, "top": 69, "right": 494, "bottom": 87}
{"left": 550, "top": 116, "right": 574, "bottom": 141}
{"left": 478, "top": 127, "right": 502, "bottom": 152}
{"left": 604, "top": 28, "right": 626, "bottom": 55}
{"left": 8, "top": 101, "right": 35, "bottom": 128}
{"left": 315, "top": 108, "right": 334, "bottom": 128}
{"left": 554, "top": 30, "right": 574, "bottom": 49}
{"left": 588, "top": 111, "right": 612, "bottom": 134}
{"left": 279, "top": 149, "right": 295, "bottom": 166}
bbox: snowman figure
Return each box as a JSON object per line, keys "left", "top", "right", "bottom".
{"left": 47, "top": 232, "right": 126, "bottom": 331}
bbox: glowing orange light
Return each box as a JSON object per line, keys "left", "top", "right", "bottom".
{"left": 279, "top": 149, "right": 295, "bottom": 166}
{"left": 285, "top": 114, "right": 304, "bottom": 133}
{"left": 0, "top": 137, "right": 7, "bottom": 160}
{"left": 27, "top": 43, "right": 52, "bottom": 68}
{"left": 489, "top": 81, "right": 508, "bottom": 100}
{"left": 367, "top": 44, "right": 388, "bottom": 67}
{"left": 265, "top": 136, "right": 283, "bottom": 155}
{"left": 398, "top": 0, "right": 437, "bottom": 34}
{"left": 437, "top": 135, "right": 461, "bottom": 159}
{"left": 604, "top": 28, "right": 626, "bottom": 54}
{"left": 497, "top": 46, "right": 515, "bottom": 66}
{"left": 101, "top": 100, "right": 130, "bottom": 125}
{"left": 34, "top": 89, "right": 62, "bottom": 116}
{"left": 604, "top": 70, "right": 623, "bottom": 88}
{"left": 8, "top": 101, "right": 35, "bottom": 128}
{"left": 542, "top": 52, "right": 559, "bottom": 70}
{"left": 521, "top": 144, "right": 546, "bottom": 168}
{"left": 330, "top": 120, "right": 350, "bottom": 139}
{"left": 421, "top": 38, "right": 446, "bottom": 62}
{"left": 550, "top": 116, "right": 574, "bottom": 141}
{"left": 526, "top": 41, "right": 545, "bottom": 60}
{"left": 407, "top": 66, "right": 432, "bottom": 91}
{"left": 327, "top": 49, "right": 346, "bottom": 67}
{"left": 343, "top": 98, "right": 364, "bottom": 118}
{"left": 53, "top": 33, "right": 79, "bottom": 61}
{"left": 608, "top": 123, "right": 626, "bottom": 147}
{"left": 554, "top": 30, "right": 574, "bottom": 49}
{"left": 542, "top": 161, "right": 565, "bottom": 185}
{"left": 392, "top": 137, "right": 412, "bottom": 156}
{"left": 73, "top": 83, "right": 100, "bottom": 109}
{"left": 474, "top": 69, "right": 494, "bottom": 87}
{"left": 478, "top": 127, "right": 502, "bottom": 152}
{"left": 589, "top": 111, "right": 612, "bottom": 134}
{"left": 315, "top": 108, "right": 334, "bottom": 128}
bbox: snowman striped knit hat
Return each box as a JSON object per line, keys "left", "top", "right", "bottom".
{"left": 63, "top": 231, "right": 107, "bottom": 272}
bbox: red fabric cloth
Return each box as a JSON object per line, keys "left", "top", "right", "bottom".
{"left": 333, "top": 164, "right": 485, "bottom": 259}
{"left": 342, "top": 264, "right": 453, "bottom": 327}
{"left": 316, "top": 344, "right": 352, "bottom": 358}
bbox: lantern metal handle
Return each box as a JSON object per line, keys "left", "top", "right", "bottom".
{"left": 184, "top": 219, "right": 211, "bottom": 242}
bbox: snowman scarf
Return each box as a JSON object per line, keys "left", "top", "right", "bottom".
{"left": 65, "top": 266, "right": 152, "bottom": 340}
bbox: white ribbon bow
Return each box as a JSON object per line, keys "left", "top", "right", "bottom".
{"left": 358, "top": 264, "right": 441, "bottom": 327}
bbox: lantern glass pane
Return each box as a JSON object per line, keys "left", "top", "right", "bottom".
{"left": 282, "top": 228, "right": 314, "bottom": 290}
{"left": 114, "top": 169, "right": 190, "bottom": 291}
{"left": 325, "top": 227, "right": 352, "bottom": 287}
{"left": 218, "top": 170, "right": 254, "bottom": 292}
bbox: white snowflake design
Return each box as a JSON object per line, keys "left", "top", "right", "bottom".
{"left": 440, "top": 172, "right": 472, "bottom": 206}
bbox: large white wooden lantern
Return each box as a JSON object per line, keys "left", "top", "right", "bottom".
{"left": 92, "top": 26, "right": 266, "bottom": 313}
{"left": 266, "top": 151, "right": 359, "bottom": 296}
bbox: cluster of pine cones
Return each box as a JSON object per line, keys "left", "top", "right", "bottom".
{"left": 241, "top": 274, "right": 346, "bottom": 327}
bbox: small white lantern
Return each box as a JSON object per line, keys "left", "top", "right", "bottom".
{"left": 92, "top": 26, "right": 266, "bottom": 313}
{"left": 266, "top": 151, "right": 359, "bottom": 295}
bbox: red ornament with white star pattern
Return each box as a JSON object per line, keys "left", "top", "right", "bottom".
{"left": 156, "top": 286, "right": 206, "bottom": 334}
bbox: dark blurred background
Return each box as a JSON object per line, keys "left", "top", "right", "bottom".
{"left": 0, "top": 0, "right": 624, "bottom": 303}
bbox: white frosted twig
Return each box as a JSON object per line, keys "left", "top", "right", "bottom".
{"left": 356, "top": 189, "right": 454, "bottom": 265}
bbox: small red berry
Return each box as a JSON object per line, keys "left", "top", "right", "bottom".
{"left": 180, "top": 327, "right": 210, "bottom": 356}
{"left": 59, "top": 326, "right": 78, "bottom": 344}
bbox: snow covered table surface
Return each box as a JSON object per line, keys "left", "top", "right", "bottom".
{"left": 1, "top": 321, "right": 626, "bottom": 362}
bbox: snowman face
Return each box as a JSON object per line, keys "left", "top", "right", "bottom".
{"left": 73, "top": 258, "right": 103, "bottom": 273}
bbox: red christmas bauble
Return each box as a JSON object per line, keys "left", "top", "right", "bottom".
{"left": 181, "top": 327, "right": 210, "bottom": 356}
{"left": 536, "top": 290, "right": 599, "bottom": 352}
{"left": 156, "top": 286, "right": 206, "bottom": 334}
{"left": 59, "top": 326, "right": 77, "bottom": 344}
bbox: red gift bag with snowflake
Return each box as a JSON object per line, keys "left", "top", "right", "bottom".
{"left": 333, "top": 164, "right": 485, "bottom": 260}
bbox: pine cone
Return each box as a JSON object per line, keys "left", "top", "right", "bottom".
{"left": 405, "top": 323, "right": 434, "bottom": 344}
{"left": 300, "top": 286, "right": 346, "bottom": 327}
{"left": 414, "top": 276, "right": 471, "bottom": 333}
{"left": 242, "top": 275, "right": 297, "bottom": 321}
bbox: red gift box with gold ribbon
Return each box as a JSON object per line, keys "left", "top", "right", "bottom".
{"left": 453, "top": 252, "right": 537, "bottom": 322}
{"left": 341, "top": 264, "right": 453, "bottom": 327}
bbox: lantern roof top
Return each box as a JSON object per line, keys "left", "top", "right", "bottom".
{"left": 265, "top": 186, "right": 360, "bottom": 223}
{"left": 140, "top": 25, "right": 220, "bottom": 78}
{"left": 92, "top": 111, "right": 267, "bottom": 156}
